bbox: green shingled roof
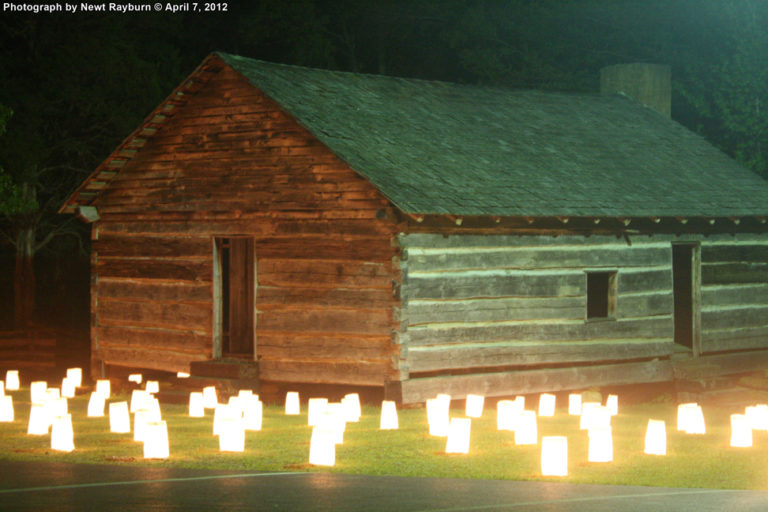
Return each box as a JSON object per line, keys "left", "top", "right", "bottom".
{"left": 222, "top": 52, "right": 768, "bottom": 218}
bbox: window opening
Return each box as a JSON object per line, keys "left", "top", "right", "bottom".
{"left": 586, "top": 271, "right": 617, "bottom": 320}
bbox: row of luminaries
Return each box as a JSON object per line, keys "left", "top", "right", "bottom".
{"left": 2, "top": 369, "right": 766, "bottom": 475}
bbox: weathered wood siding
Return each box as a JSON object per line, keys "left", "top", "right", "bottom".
{"left": 90, "top": 60, "right": 400, "bottom": 385}
{"left": 701, "top": 235, "right": 768, "bottom": 353}
{"left": 396, "top": 233, "right": 675, "bottom": 401}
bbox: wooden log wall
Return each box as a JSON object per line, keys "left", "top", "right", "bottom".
{"left": 90, "top": 61, "right": 401, "bottom": 385}
{"left": 397, "top": 233, "right": 676, "bottom": 401}
{"left": 700, "top": 235, "right": 768, "bottom": 353}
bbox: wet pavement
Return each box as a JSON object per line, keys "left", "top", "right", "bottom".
{"left": 0, "top": 460, "right": 767, "bottom": 511}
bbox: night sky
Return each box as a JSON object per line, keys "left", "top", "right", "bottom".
{"left": 0, "top": 0, "right": 766, "bottom": 327}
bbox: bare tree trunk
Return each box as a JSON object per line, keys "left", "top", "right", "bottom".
{"left": 13, "top": 226, "right": 35, "bottom": 328}
{"left": 12, "top": 182, "right": 38, "bottom": 328}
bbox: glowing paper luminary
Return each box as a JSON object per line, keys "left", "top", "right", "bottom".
{"left": 95, "top": 379, "right": 111, "bottom": 399}
{"left": 134, "top": 409, "right": 160, "bottom": 442}
{"left": 218, "top": 416, "right": 246, "bottom": 452}
{"left": 644, "top": 419, "right": 666, "bottom": 455}
{"left": 30, "top": 381, "right": 48, "bottom": 405}
{"left": 514, "top": 410, "right": 538, "bottom": 445}
{"left": 730, "top": 414, "right": 753, "bottom": 448}
{"left": 541, "top": 436, "right": 568, "bottom": 476}
{"left": 49, "top": 396, "right": 68, "bottom": 419}
{"left": 342, "top": 393, "right": 362, "bottom": 423}
{"left": 0, "top": 395, "right": 13, "bottom": 422}
{"left": 130, "top": 390, "right": 149, "bottom": 414}
{"left": 538, "top": 393, "right": 556, "bottom": 417}
{"left": 5, "top": 370, "right": 20, "bottom": 391}
{"left": 745, "top": 405, "right": 768, "bottom": 431}
{"left": 426, "top": 396, "right": 451, "bottom": 437}
{"left": 445, "top": 418, "right": 471, "bottom": 454}
{"left": 128, "top": 374, "right": 143, "bottom": 384}
{"left": 308, "top": 426, "right": 336, "bottom": 466}
{"left": 145, "top": 380, "right": 159, "bottom": 394}
{"left": 307, "top": 398, "right": 329, "bottom": 427}
{"left": 285, "top": 391, "right": 300, "bottom": 415}
{"left": 66, "top": 367, "right": 83, "bottom": 388}
{"left": 568, "top": 394, "right": 582, "bottom": 416}
{"left": 243, "top": 397, "right": 263, "bottom": 431}
{"left": 606, "top": 395, "right": 619, "bottom": 416}
{"left": 188, "top": 392, "right": 205, "bottom": 417}
{"left": 319, "top": 404, "right": 347, "bottom": 444}
{"left": 587, "top": 426, "right": 613, "bottom": 462}
{"left": 677, "top": 403, "right": 705, "bottom": 434}
{"left": 87, "top": 392, "right": 106, "bottom": 417}
{"left": 580, "top": 403, "right": 611, "bottom": 431}
{"left": 497, "top": 399, "right": 522, "bottom": 431}
{"left": 465, "top": 394, "right": 485, "bottom": 418}
{"left": 61, "top": 377, "right": 76, "bottom": 399}
{"left": 143, "top": 420, "right": 169, "bottom": 459}
{"left": 213, "top": 404, "right": 242, "bottom": 436}
{"left": 176, "top": 372, "right": 190, "bottom": 378}
{"left": 27, "top": 404, "right": 51, "bottom": 435}
{"left": 202, "top": 386, "right": 218, "bottom": 409}
{"left": 109, "top": 401, "right": 131, "bottom": 433}
{"left": 380, "top": 400, "right": 399, "bottom": 430}
{"left": 51, "top": 414, "right": 75, "bottom": 452}
{"left": 0, "top": 380, "right": 4, "bottom": 396}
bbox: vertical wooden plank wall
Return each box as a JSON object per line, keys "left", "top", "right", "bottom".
{"left": 700, "top": 234, "right": 768, "bottom": 353}
{"left": 90, "top": 63, "right": 401, "bottom": 383}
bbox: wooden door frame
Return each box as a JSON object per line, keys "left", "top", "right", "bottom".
{"left": 672, "top": 241, "right": 702, "bottom": 357}
{"left": 212, "top": 236, "right": 257, "bottom": 361}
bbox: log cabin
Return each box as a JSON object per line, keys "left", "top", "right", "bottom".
{"left": 60, "top": 53, "right": 768, "bottom": 403}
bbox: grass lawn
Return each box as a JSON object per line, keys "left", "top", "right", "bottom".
{"left": 1, "top": 387, "right": 768, "bottom": 490}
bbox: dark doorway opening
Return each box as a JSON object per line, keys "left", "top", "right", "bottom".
{"left": 672, "top": 243, "right": 697, "bottom": 351}
{"left": 215, "top": 237, "right": 254, "bottom": 357}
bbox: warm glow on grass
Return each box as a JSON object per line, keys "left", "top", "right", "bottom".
{"left": 1, "top": 388, "right": 768, "bottom": 489}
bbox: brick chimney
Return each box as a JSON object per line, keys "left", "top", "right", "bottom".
{"left": 600, "top": 63, "right": 671, "bottom": 117}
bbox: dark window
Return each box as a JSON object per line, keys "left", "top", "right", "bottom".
{"left": 587, "top": 271, "right": 616, "bottom": 319}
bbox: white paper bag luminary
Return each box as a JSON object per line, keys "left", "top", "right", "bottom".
{"left": 587, "top": 426, "right": 613, "bottom": 462}
{"left": 0, "top": 395, "right": 13, "bottom": 422}
{"left": 109, "top": 401, "right": 131, "bottom": 433}
{"left": 445, "top": 418, "right": 471, "bottom": 454}
{"left": 95, "top": 379, "right": 111, "bottom": 399}
{"left": 538, "top": 393, "right": 556, "bottom": 417}
{"left": 285, "top": 391, "right": 300, "bottom": 415}
{"left": 730, "top": 414, "right": 752, "bottom": 448}
{"left": 66, "top": 367, "right": 83, "bottom": 388}
{"left": 143, "top": 420, "right": 169, "bottom": 459}
{"left": 5, "top": 370, "right": 20, "bottom": 391}
{"left": 465, "top": 394, "right": 484, "bottom": 418}
{"left": 202, "top": 386, "right": 218, "bottom": 409}
{"left": 51, "top": 413, "right": 75, "bottom": 452}
{"left": 342, "top": 393, "right": 361, "bottom": 422}
{"left": 568, "top": 394, "right": 582, "bottom": 416}
{"left": 309, "top": 426, "right": 336, "bottom": 466}
{"left": 644, "top": 419, "right": 667, "bottom": 455}
{"left": 677, "top": 403, "right": 705, "bottom": 434}
{"left": 87, "top": 392, "right": 106, "bottom": 417}
{"left": 380, "top": 400, "right": 398, "bottom": 430}
{"left": 188, "top": 392, "right": 205, "bottom": 417}
{"left": 307, "top": 398, "right": 329, "bottom": 427}
{"left": 30, "top": 381, "right": 47, "bottom": 405}
{"left": 426, "top": 396, "right": 451, "bottom": 437}
{"left": 514, "top": 410, "right": 538, "bottom": 445}
{"left": 541, "top": 436, "right": 568, "bottom": 476}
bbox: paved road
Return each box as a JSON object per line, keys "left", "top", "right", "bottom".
{"left": 0, "top": 461, "right": 767, "bottom": 511}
